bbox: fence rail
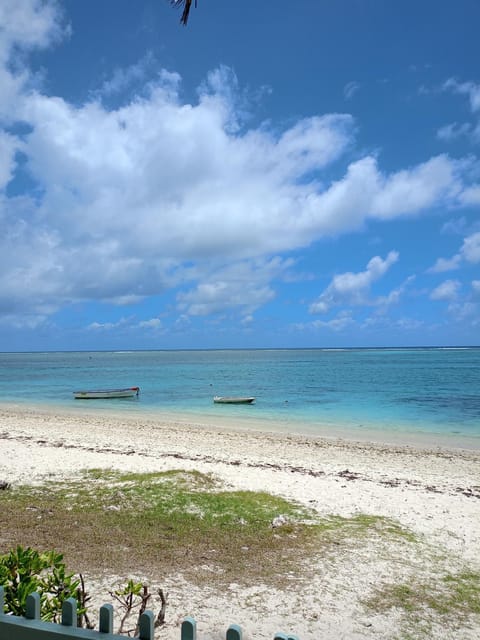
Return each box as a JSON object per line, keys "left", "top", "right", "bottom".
{"left": 0, "top": 587, "right": 299, "bottom": 640}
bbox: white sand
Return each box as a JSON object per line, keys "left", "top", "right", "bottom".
{"left": 1, "top": 404, "right": 479, "bottom": 639}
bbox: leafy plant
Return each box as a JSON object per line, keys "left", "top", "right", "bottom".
{"left": 0, "top": 545, "right": 167, "bottom": 635}
{"left": 110, "top": 579, "right": 167, "bottom": 636}
{"left": 0, "top": 545, "right": 84, "bottom": 622}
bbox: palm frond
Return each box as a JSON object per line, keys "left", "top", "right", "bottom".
{"left": 170, "top": 0, "right": 197, "bottom": 26}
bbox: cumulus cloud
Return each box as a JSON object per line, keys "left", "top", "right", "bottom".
{"left": 461, "top": 231, "right": 480, "bottom": 263}
{"left": 369, "top": 155, "right": 463, "bottom": 218}
{"left": 460, "top": 185, "right": 480, "bottom": 205}
{"left": 0, "top": 0, "right": 68, "bottom": 121}
{"left": 375, "top": 275, "right": 415, "bottom": 311}
{"left": 309, "top": 251, "right": 399, "bottom": 314}
{"left": 437, "top": 122, "right": 471, "bottom": 142}
{"left": 430, "top": 279, "right": 461, "bottom": 301}
{"left": 310, "top": 311, "right": 356, "bottom": 332}
{"left": 0, "top": 131, "right": 23, "bottom": 189}
{"left": 177, "top": 257, "right": 293, "bottom": 318}
{"left": 0, "top": 0, "right": 65, "bottom": 54}
{"left": 441, "top": 216, "right": 468, "bottom": 235}
{"left": 441, "top": 78, "right": 480, "bottom": 143}
{"left": 428, "top": 255, "right": 461, "bottom": 273}
{"left": 444, "top": 78, "right": 480, "bottom": 113}
{"left": 137, "top": 318, "right": 163, "bottom": 330}
{"left": 472, "top": 280, "right": 480, "bottom": 300}
{"left": 97, "top": 52, "right": 160, "bottom": 98}
{"left": 428, "top": 231, "right": 480, "bottom": 274}
{"left": 1, "top": 1, "right": 480, "bottom": 328}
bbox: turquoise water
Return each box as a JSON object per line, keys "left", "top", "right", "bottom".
{"left": 0, "top": 348, "right": 479, "bottom": 441}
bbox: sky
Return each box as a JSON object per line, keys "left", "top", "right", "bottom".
{"left": 0, "top": 0, "right": 479, "bottom": 351}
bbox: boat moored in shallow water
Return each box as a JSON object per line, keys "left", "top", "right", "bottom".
{"left": 213, "top": 396, "right": 255, "bottom": 404}
{"left": 73, "top": 387, "right": 140, "bottom": 399}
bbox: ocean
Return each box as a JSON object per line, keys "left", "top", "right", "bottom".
{"left": 0, "top": 348, "right": 479, "bottom": 444}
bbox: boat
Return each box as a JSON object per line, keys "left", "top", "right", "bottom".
{"left": 213, "top": 396, "right": 255, "bottom": 404}
{"left": 73, "top": 387, "right": 140, "bottom": 399}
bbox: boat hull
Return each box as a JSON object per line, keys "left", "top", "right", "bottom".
{"left": 73, "top": 387, "right": 140, "bottom": 399}
{"left": 213, "top": 396, "right": 255, "bottom": 404}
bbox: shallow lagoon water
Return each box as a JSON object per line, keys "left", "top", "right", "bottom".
{"left": 1, "top": 348, "right": 479, "bottom": 443}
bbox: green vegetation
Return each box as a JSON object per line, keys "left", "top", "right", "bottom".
{"left": 0, "top": 546, "right": 84, "bottom": 621}
{"left": 2, "top": 470, "right": 478, "bottom": 636}
{"left": 315, "top": 513, "right": 419, "bottom": 544}
{"left": 365, "top": 570, "right": 480, "bottom": 635}
{"left": 0, "top": 470, "right": 417, "bottom": 588}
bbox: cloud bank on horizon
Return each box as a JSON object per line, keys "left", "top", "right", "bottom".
{"left": 0, "top": 0, "right": 479, "bottom": 349}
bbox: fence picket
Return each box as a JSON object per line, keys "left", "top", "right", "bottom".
{"left": 62, "top": 598, "right": 78, "bottom": 627}
{"left": 0, "top": 586, "right": 299, "bottom": 640}
{"left": 226, "top": 624, "right": 242, "bottom": 640}
{"left": 138, "top": 610, "right": 154, "bottom": 640}
{"left": 99, "top": 604, "right": 113, "bottom": 633}
{"left": 181, "top": 616, "right": 197, "bottom": 640}
{"left": 25, "top": 592, "right": 40, "bottom": 620}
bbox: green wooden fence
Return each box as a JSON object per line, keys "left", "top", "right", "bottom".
{"left": 0, "top": 587, "right": 299, "bottom": 640}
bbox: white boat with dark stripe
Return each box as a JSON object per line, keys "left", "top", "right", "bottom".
{"left": 73, "top": 387, "right": 140, "bottom": 399}
{"left": 213, "top": 396, "right": 255, "bottom": 404}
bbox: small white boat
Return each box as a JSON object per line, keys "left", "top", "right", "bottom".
{"left": 213, "top": 396, "right": 255, "bottom": 404}
{"left": 73, "top": 387, "right": 140, "bottom": 399}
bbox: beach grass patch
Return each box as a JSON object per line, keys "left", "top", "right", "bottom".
{"left": 364, "top": 570, "right": 480, "bottom": 633}
{"left": 316, "top": 513, "right": 419, "bottom": 545}
{"left": 0, "top": 470, "right": 418, "bottom": 588}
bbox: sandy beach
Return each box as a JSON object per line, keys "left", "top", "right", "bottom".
{"left": 1, "top": 404, "right": 479, "bottom": 639}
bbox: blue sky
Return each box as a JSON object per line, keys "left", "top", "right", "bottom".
{"left": 1, "top": 0, "right": 479, "bottom": 351}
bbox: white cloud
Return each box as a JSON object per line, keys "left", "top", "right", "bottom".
{"left": 446, "top": 301, "right": 479, "bottom": 323}
{"left": 430, "top": 279, "right": 461, "bottom": 301}
{"left": 0, "top": 131, "right": 23, "bottom": 189}
{"left": 88, "top": 321, "right": 117, "bottom": 331}
{"left": 472, "top": 280, "right": 480, "bottom": 300}
{"left": 460, "top": 185, "right": 480, "bottom": 205}
{"left": 0, "top": 4, "right": 479, "bottom": 325}
{"left": 427, "top": 231, "right": 480, "bottom": 275}
{"left": 370, "top": 155, "right": 463, "bottom": 218}
{"left": 441, "top": 216, "right": 468, "bottom": 235}
{"left": 428, "top": 255, "right": 461, "bottom": 273}
{"left": 376, "top": 275, "right": 415, "bottom": 311}
{"left": 444, "top": 78, "right": 480, "bottom": 113}
{"left": 310, "top": 311, "right": 355, "bottom": 332}
{"left": 0, "top": 0, "right": 65, "bottom": 50}
{"left": 437, "top": 122, "right": 471, "bottom": 142}
{"left": 461, "top": 231, "right": 480, "bottom": 263}
{"left": 441, "top": 79, "right": 480, "bottom": 144}
{"left": 87, "top": 317, "right": 132, "bottom": 331}
{"left": 0, "top": 0, "right": 68, "bottom": 121}
{"left": 309, "top": 251, "right": 399, "bottom": 313}
{"left": 343, "top": 81, "right": 360, "bottom": 100}
{"left": 138, "top": 318, "right": 163, "bottom": 330}
{"left": 97, "top": 52, "right": 160, "bottom": 97}
{"left": 177, "top": 257, "right": 292, "bottom": 317}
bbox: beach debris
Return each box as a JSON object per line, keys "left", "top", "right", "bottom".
{"left": 425, "top": 485, "right": 441, "bottom": 493}
{"left": 456, "top": 486, "right": 480, "bottom": 499}
{"left": 271, "top": 514, "right": 289, "bottom": 528}
{"left": 338, "top": 469, "right": 362, "bottom": 481}
{"left": 380, "top": 478, "right": 401, "bottom": 487}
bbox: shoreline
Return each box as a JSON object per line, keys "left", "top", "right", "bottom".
{"left": 1, "top": 403, "right": 480, "bottom": 638}
{"left": 1, "top": 400, "right": 479, "bottom": 452}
